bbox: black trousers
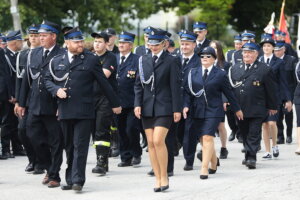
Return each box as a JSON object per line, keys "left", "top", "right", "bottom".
{"left": 176, "top": 118, "right": 185, "bottom": 147}
{"left": 26, "top": 113, "right": 63, "bottom": 181}
{"left": 60, "top": 119, "right": 92, "bottom": 186}
{"left": 93, "top": 96, "right": 113, "bottom": 143}
{"left": 117, "top": 108, "right": 142, "bottom": 162}
{"left": 238, "top": 117, "right": 264, "bottom": 160}
{"left": 166, "top": 122, "right": 176, "bottom": 173}
{"left": 182, "top": 116, "right": 198, "bottom": 166}
{"left": 225, "top": 106, "right": 239, "bottom": 133}
{"left": 0, "top": 101, "right": 22, "bottom": 153}
{"left": 18, "top": 110, "right": 36, "bottom": 164}
{"left": 277, "top": 104, "right": 293, "bottom": 139}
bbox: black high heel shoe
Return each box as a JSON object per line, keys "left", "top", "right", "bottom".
{"left": 154, "top": 187, "right": 161, "bottom": 192}
{"left": 160, "top": 185, "right": 169, "bottom": 191}
{"left": 200, "top": 175, "right": 208, "bottom": 179}
{"left": 161, "top": 177, "right": 169, "bottom": 191}
{"left": 208, "top": 158, "right": 220, "bottom": 174}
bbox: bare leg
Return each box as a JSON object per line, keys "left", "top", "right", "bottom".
{"left": 297, "top": 127, "right": 300, "bottom": 150}
{"left": 210, "top": 148, "right": 218, "bottom": 170}
{"left": 201, "top": 135, "right": 215, "bottom": 175}
{"left": 262, "top": 123, "right": 271, "bottom": 153}
{"left": 269, "top": 121, "right": 278, "bottom": 147}
{"left": 145, "top": 128, "right": 161, "bottom": 188}
{"left": 218, "top": 122, "right": 227, "bottom": 148}
{"left": 153, "top": 126, "right": 169, "bottom": 186}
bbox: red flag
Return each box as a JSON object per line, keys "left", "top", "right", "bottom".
{"left": 279, "top": 0, "right": 291, "bottom": 43}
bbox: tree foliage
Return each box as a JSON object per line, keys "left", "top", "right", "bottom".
{"left": 0, "top": 0, "right": 167, "bottom": 33}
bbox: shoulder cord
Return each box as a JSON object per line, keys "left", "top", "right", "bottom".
{"left": 4, "top": 53, "right": 16, "bottom": 75}
{"left": 295, "top": 61, "right": 300, "bottom": 83}
{"left": 27, "top": 50, "right": 40, "bottom": 80}
{"left": 16, "top": 51, "right": 25, "bottom": 78}
{"left": 48, "top": 56, "right": 69, "bottom": 82}
{"left": 187, "top": 68, "right": 208, "bottom": 105}
{"left": 228, "top": 66, "right": 242, "bottom": 88}
{"left": 231, "top": 51, "right": 236, "bottom": 66}
{"left": 138, "top": 56, "right": 154, "bottom": 91}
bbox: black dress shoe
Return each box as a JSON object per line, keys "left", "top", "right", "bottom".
{"left": 0, "top": 154, "right": 8, "bottom": 160}
{"left": 183, "top": 164, "right": 193, "bottom": 171}
{"left": 246, "top": 159, "right": 256, "bottom": 169}
{"left": 220, "top": 147, "right": 228, "bottom": 159}
{"left": 72, "top": 184, "right": 83, "bottom": 191}
{"left": 3, "top": 152, "right": 14, "bottom": 158}
{"left": 131, "top": 157, "right": 141, "bottom": 166}
{"left": 167, "top": 171, "right": 174, "bottom": 177}
{"left": 228, "top": 131, "right": 236, "bottom": 141}
{"left": 277, "top": 139, "right": 284, "bottom": 144}
{"left": 161, "top": 185, "right": 169, "bottom": 191}
{"left": 196, "top": 150, "right": 203, "bottom": 161}
{"left": 147, "top": 169, "right": 154, "bottom": 176}
{"left": 237, "top": 137, "right": 243, "bottom": 143}
{"left": 33, "top": 168, "right": 45, "bottom": 175}
{"left": 154, "top": 187, "right": 161, "bottom": 192}
{"left": 118, "top": 161, "right": 132, "bottom": 167}
{"left": 25, "top": 163, "right": 34, "bottom": 172}
{"left": 200, "top": 175, "right": 208, "bottom": 179}
{"left": 242, "top": 159, "right": 246, "bottom": 165}
{"left": 13, "top": 150, "right": 27, "bottom": 156}
{"left": 61, "top": 184, "right": 73, "bottom": 190}
{"left": 286, "top": 136, "right": 292, "bottom": 144}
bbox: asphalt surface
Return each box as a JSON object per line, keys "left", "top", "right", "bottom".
{"left": 1, "top": 128, "right": 300, "bottom": 200}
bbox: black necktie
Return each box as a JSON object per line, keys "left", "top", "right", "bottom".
{"left": 153, "top": 55, "right": 158, "bottom": 65}
{"left": 183, "top": 58, "right": 189, "bottom": 67}
{"left": 198, "top": 43, "right": 202, "bottom": 49}
{"left": 120, "top": 56, "right": 126, "bottom": 65}
{"left": 245, "top": 64, "right": 251, "bottom": 71}
{"left": 266, "top": 58, "right": 270, "bottom": 65}
{"left": 71, "top": 55, "right": 76, "bottom": 63}
{"left": 43, "top": 49, "right": 49, "bottom": 61}
{"left": 203, "top": 69, "right": 208, "bottom": 81}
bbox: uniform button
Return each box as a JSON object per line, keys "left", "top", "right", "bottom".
{"left": 181, "top": 87, "right": 183, "bottom": 89}
{"left": 70, "top": 70, "right": 72, "bottom": 72}
{"left": 68, "top": 95, "right": 71, "bottom": 98}
{"left": 68, "top": 87, "right": 71, "bottom": 89}
{"left": 242, "top": 84, "right": 244, "bottom": 86}
{"left": 152, "top": 95, "right": 155, "bottom": 97}
{"left": 69, "top": 78, "right": 71, "bottom": 80}
{"left": 39, "top": 90, "right": 42, "bottom": 92}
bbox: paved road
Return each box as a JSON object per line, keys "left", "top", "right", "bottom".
{"left": 1, "top": 133, "right": 300, "bottom": 200}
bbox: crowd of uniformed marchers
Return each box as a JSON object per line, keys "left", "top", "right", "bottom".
{"left": 0, "top": 19, "right": 299, "bottom": 192}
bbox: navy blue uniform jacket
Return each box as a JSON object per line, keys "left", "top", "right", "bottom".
{"left": 184, "top": 66, "right": 240, "bottom": 118}
{"left": 134, "top": 51, "right": 182, "bottom": 117}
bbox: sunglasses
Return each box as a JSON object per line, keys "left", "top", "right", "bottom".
{"left": 200, "top": 55, "right": 212, "bottom": 59}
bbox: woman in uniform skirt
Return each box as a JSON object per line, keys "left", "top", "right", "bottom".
{"left": 134, "top": 28, "right": 182, "bottom": 191}
{"left": 210, "top": 40, "right": 232, "bottom": 159}
{"left": 183, "top": 47, "right": 243, "bottom": 179}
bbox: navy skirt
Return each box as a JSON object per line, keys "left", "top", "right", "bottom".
{"left": 295, "top": 104, "right": 300, "bottom": 127}
{"left": 263, "top": 111, "right": 279, "bottom": 122}
{"left": 142, "top": 116, "right": 173, "bottom": 129}
{"left": 191, "top": 117, "right": 223, "bottom": 139}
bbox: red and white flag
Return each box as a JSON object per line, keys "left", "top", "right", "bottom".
{"left": 279, "top": 0, "right": 291, "bottom": 43}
